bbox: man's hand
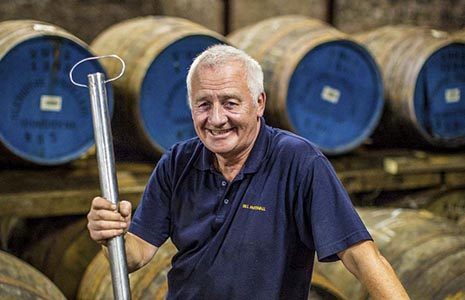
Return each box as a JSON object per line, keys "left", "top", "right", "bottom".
{"left": 87, "top": 196, "right": 158, "bottom": 273}
{"left": 87, "top": 196, "right": 132, "bottom": 245}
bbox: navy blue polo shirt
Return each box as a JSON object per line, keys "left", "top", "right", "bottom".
{"left": 130, "top": 118, "right": 371, "bottom": 300}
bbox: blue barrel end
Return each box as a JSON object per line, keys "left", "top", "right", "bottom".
{"left": 286, "top": 40, "right": 384, "bottom": 154}
{"left": 0, "top": 36, "right": 113, "bottom": 165}
{"left": 140, "top": 35, "right": 224, "bottom": 152}
{"left": 414, "top": 43, "right": 465, "bottom": 144}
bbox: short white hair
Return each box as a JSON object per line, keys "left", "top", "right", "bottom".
{"left": 186, "top": 44, "right": 264, "bottom": 108}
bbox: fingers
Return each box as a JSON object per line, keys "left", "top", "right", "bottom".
{"left": 87, "top": 217, "right": 127, "bottom": 243}
{"left": 91, "top": 196, "right": 117, "bottom": 211}
{"left": 87, "top": 197, "right": 132, "bottom": 244}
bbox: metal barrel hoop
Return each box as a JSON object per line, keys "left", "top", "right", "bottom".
{"left": 69, "top": 54, "right": 126, "bottom": 88}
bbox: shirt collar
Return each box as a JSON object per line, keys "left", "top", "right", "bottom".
{"left": 194, "top": 117, "right": 271, "bottom": 174}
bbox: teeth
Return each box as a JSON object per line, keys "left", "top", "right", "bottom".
{"left": 210, "top": 129, "right": 231, "bottom": 136}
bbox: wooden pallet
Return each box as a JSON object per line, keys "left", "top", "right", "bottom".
{"left": 0, "top": 150, "right": 464, "bottom": 218}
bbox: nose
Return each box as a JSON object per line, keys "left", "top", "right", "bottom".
{"left": 208, "top": 103, "right": 227, "bottom": 126}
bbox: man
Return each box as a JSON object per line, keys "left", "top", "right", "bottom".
{"left": 88, "top": 45, "right": 409, "bottom": 299}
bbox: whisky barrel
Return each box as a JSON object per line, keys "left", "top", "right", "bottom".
{"left": 78, "top": 239, "right": 346, "bottom": 299}
{"left": 315, "top": 208, "right": 465, "bottom": 299}
{"left": 78, "top": 239, "right": 177, "bottom": 300}
{"left": 0, "top": 249, "right": 66, "bottom": 299}
{"left": 20, "top": 218, "right": 100, "bottom": 300}
{"left": 0, "top": 20, "right": 112, "bottom": 165}
{"left": 388, "top": 188, "right": 465, "bottom": 222}
{"left": 91, "top": 16, "right": 227, "bottom": 159}
{"left": 355, "top": 26, "right": 465, "bottom": 148}
{"left": 228, "top": 15, "right": 383, "bottom": 154}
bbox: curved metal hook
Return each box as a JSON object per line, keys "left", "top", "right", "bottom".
{"left": 69, "top": 54, "right": 125, "bottom": 88}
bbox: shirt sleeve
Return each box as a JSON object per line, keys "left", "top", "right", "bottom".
{"left": 129, "top": 151, "right": 172, "bottom": 247}
{"left": 296, "top": 155, "right": 372, "bottom": 262}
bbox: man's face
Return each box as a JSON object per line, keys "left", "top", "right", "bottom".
{"left": 190, "top": 61, "right": 265, "bottom": 158}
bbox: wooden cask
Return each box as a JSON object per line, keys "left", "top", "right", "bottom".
{"left": 315, "top": 208, "right": 465, "bottom": 299}
{"left": 356, "top": 26, "right": 465, "bottom": 148}
{"left": 78, "top": 239, "right": 346, "bottom": 299}
{"left": 21, "top": 218, "right": 100, "bottom": 299}
{"left": 229, "top": 15, "right": 383, "bottom": 154}
{"left": 91, "top": 16, "right": 227, "bottom": 159}
{"left": 0, "top": 20, "right": 111, "bottom": 165}
{"left": 0, "top": 250, "right": 66, "bottom": 299}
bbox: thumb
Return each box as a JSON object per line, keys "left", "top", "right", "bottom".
{"left": 118, "top": 200, "right": 132, "bottom": 218}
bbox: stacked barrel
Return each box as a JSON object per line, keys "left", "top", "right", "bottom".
{"left": 90, "top": 16, "right": 227, "bottom": 159}
{"left": 0, "top": 17, "right": 227, "bottom": 164}
{"left": 314, "top": 208, "right": 465, "bottom": 299}
{"left": 8, "top": 208, "right": 465, "bottom": 299}
{"left": 19, "top": 218, "right": 100, "bottom": 299}
{"left": 0, "top": 249, "right": 65, "bottom": 299}
{"left": 77, "top": 240, "right": 346, "bottom": 300}
{"left": 1, "top": 12, "right": 465, "bottom": 300}
{"left": 0, "top": 20, "right": 112, "bottom": 165}
{"left": 355, "top": 26, "right": 465, "bottom": 148}
{"left": 2, "top": 17, "right": 464, "bottom": 165}
{"left": 228, "top": 15, "right": 384, "bottom": 154}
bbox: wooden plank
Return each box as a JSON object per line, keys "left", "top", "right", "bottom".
{"left": 0, "top": 160, "right": 153, "bottom": 218}
{"left": 384, "top": 153, "right": 465, "bottom": 175}
{"left": 444, "top": 171, "right": 465, "bottom": 188}
{"left": 338, "top": 170, "right": 442, "bottom": 194}
{"left": 331, "top": 149, "right": 461, "bottom": 193}
{"left": 7, "top": 168, "right": 439, "bottom": 216}
{"left": 1, "top": 150, "right": 463, "bottom": 218}
{"left": 0, "top": 186, "right": 145, "bottom": 218}
{"left": 0, "top": 160, "right": 153, "bottom": 194}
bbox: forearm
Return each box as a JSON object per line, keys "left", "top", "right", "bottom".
{"left": 353, "top": 252, "right": 409, "bottom": 299}
{"left": 339, "top": 240, "right": 410, "bottom": 300}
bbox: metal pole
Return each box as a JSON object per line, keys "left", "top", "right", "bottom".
{"left": 88, "top": 72, "right": 131, "bottom": 300}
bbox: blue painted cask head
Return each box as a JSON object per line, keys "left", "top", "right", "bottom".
{"left": 0, "top": 20, "right": 112, "bottom": 165}
{"left": 357, "top": 26, "right": 465, "bottom": 148}
{"left": 91, "top": 16, "right": 227, "bottom": 159}
{"left": 228, "top": 15, "right": 384, "bottom": 155}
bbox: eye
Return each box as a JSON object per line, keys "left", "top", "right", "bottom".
{"left": 224, "top": 100, "right": 239, "bottom": 109}
{"left": 196, "top": 101, "right": 210, "bottom": 110}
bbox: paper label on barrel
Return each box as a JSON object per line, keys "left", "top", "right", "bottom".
{"left": 445, "top": 88, "right": 460, "bottom": 103}
{"left": 321, "top": 86, "right": 341, "bottom": 104}
{"left": 40, "top": 95, "right": 62, "bottom": 112}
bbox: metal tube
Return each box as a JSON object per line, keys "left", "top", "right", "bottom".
{"left": 88, "top": 72, "right": 131, "bottom": 300}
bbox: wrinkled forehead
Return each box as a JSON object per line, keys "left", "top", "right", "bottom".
{"left": 196, "top": 58, "right": 244, "bottom": 75}
{"left": 192, "top": 61, "right": 246, "bottom": 83}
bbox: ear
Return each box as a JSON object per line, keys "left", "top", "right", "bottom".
{"left": 256, "top": 92, "right": 266, "bottom": 117}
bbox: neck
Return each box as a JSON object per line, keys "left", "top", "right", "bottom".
{"left": 215, "top": 151, "right": 249, "bottom": 182}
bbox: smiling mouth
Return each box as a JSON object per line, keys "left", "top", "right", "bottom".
{"left": 207, "top": 128, "right": 233, "bottom": 136}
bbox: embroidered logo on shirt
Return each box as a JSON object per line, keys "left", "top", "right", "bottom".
{"left": 242, "top": 203, "right": 266, "bottom": 212}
